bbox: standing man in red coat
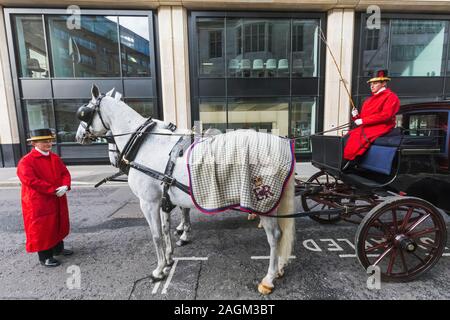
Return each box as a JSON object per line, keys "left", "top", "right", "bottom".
{"left": 17, "top": 128, "right": 73, "bottom": 267}
{"left": 343, "top": 70, "right": 400, "bottom": 162}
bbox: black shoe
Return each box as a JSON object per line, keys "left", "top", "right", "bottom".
{"left": 40, "top": 258, "right": 61, "bottom": 267}
{"left": 54, "top": 249, "right": 73, "bottom": 256}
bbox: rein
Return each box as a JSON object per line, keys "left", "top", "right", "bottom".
{"left": 93, "top": 122, "right": 352, "bottom": 141}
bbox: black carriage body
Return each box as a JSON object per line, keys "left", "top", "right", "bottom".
{"left": 310, "top": 101, "right": 450, "bottom": 212}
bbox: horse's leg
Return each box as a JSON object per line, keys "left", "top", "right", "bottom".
{"left": 140, "top": 199, "right": 167, "bottom": 281}
{"left": 176, "top": 208, "right": 192, "bottom": 247}
{"left": 160, "top": 209, "right": 174, "bottom": 273}
{"left": 258, "top": 215, "right": 281, "bottom": 295}
{"left": 174, "top": 207, "right": 185, "bottom": 236}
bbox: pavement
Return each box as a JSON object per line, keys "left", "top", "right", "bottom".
{"left": 0, "top": 162, "right": 320, "bottom": 187}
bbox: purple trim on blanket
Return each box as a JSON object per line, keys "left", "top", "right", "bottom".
{"left": 186, "top": 138, "right": 296, "bottom": 216}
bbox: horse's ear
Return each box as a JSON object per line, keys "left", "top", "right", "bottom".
{"left": 91, "top": 84, "right": 100, "bottom": 100}
{"left": 105, "top": 88, "right": 115, "bottom": 97}
{"left": 114, "top": 91, "right": 122, "bottom": 102}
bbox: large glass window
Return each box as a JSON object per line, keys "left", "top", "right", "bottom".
{"left": 291, "top": 98, "right": 316, "bottom": 153}
{"left": 8, "top": 9, "right": 157, "bottom": 164}
{"left": 361, "top": 19, "right": 448, "bottom": 77}
{"left": 197, "top": 18, "right": 225, "bottom": 77}
{"left": 228, "top": 98, "right": 289, "bottom": 135}
{"left": 48, "top": 15, "right": 120, "bottom": 77}
{"left": 199, "top": 99, "right": 227, "bottom": 132}
{"left": 191, "top": 13, "right": 324, "bottom": 159}
{"left": 125, "top": 98, "right": 155, "bottom": 118}
{"left": 119, "top": 16, "right": 151, "bottom": 77}
{"left": 292, "top": 20, "right": 319, "bottom": 77}
{"left": 390, "top": 20, "right": 447, "bottom": 77}
{"left": 23, "top": 100, "right": 54, "bottom": 130}
{"left": 54, "top": 99, "right": 89, "bottom": 143}
{"left": 13, "top": 15, "right": 49, "bottom": 78}
{"left": 226, "top": 19, "right": 291, "bottom": 78}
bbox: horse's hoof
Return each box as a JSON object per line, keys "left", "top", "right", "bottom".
{"left": 257, "top": 222, "right": 263, "bottom": 229}
{"left": 176, "top": 239, "right": 190, "bottom": 247}
{"left": 166, "top": 259, "right": 175, "bottom": 267}
{"left": 276, "top": 270, "right": 284, "bottom": 279}
{"left": 258, "top": 283, "right": 273, "bottom": 295}
{"left": 248, "top": 213, "right": 257, "bottom": 221}
{"left": 150, "top": 274, "right": 165, "bottom": 283}
{"left": 163, "top": 266, "right": 172, "bottom": 276}
{"left": 174, "top": 229, "right": 183, "bottom": 236}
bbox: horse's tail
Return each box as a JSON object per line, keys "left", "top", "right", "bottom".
{"left": 276, "top": 173, "right": 296, "bottom": 268}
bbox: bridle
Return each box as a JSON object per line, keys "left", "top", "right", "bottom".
{"left": 76, "top": 94, "right": 110, "bottom": 142}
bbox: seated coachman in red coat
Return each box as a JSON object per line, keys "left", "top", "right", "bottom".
{"left": 16, "top": 128, "right": 74, "bottom": 267}
{"left": 343, "top": 69, "right": 400, "bottom": 164}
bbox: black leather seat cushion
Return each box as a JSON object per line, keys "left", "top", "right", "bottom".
{"left": 373, "top": 128, "right": 438, "bottom": 148}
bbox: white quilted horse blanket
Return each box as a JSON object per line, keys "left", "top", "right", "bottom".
{"left": 187, "top": 130, "right": 295, "bottom": 215}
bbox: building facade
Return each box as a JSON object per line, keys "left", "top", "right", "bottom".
{"left": 1, "top": 0, "right": 450, "bottom": 166}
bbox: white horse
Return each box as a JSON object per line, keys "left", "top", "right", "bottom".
{"left": 106, "top": 129, "right": 192, "bottom": 246}
{"left": 75, "top": 85, "right": 295, "bottom": 295}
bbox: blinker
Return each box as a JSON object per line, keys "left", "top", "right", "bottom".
{"left": 76, "top": 105, "right": 94, "bottom": 122}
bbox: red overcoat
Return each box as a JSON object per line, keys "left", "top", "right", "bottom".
{"left": 16, "top": 149, "right": 71, "bottom": 252}
{"left": 343, "top": 88, "right": 400, "bottom": 160}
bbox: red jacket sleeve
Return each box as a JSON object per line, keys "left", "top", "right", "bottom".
{"left": 361, "top": 93, "right": 400, "bottom": 126}
{"left": 17, "top": 159, "right": 57, "bottom": 195}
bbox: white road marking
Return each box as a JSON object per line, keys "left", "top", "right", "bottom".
{"left": 151, "top": 257, "right": 208, "bottom": 295}
{"left": 251, "top": 256, "right": 296, "bottom": 260}
{"left": 152, "top": 281, "right": 161, "bottom": 294}
{"left": 162, "top": 260, "right": 179, "bottom": 294}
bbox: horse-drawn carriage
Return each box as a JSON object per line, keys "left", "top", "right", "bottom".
{"left": 296, "top": 101, "right": 449, "bottom": 281}
{"left": 77, "top": 86, "right": 448, "bottom": 294}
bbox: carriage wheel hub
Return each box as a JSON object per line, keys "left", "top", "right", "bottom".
{"left": 395, "top": 235, "right": 417, "bottom": 252}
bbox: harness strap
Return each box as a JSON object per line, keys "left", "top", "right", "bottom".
{"left": 129, "top": 161, "right": 190, "bottom": 195}
{"left": 94, "top": 171, "right": 126, "bottom": 188}
{"left": 118, "top": 118, "right": 156, "bottom": 174}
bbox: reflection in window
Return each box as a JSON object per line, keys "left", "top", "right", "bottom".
{"left": 199, "top": 99, "right": 227, "bottom": 132}
{"left": 197, "top": 18, "right": 225, "bottom": 77}
{"left": 13, "top": 16, "right": 49, "bottom": 78}
{"left": 362, "top": 20, "right": 389, "bottom": 76}
{"left": 389, "top": 20, "right": 447, "bottom": 76}
{"left": 23, "top": 100, "right": 54, "bottom": 131}
{"left": 227, "top": 19, "right": 290, "bottom": 78}
{"left": 54, "top": 99, "right": 91, "bottom": 143}
{"left": 228, "top": 98, "right": 289, "bottom": 136}
{"left": 292, "top": 20, "right": 319, "bottom": 77}
{"left": 119, "top": 16, "right": 151, "bottom": 77}
{"left": 124, "top": 98, "right": 154, "bottom": 118}
{"left": 404, "top": 112, "right": 448, "bottom": 154}
{"left": 48, "top": 15, "right": 120, "bottom": 77}
{"left": 291, "top": 98, "right": 316, "bottom": 152}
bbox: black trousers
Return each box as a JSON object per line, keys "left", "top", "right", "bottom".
{"left": 37, "top": 241, "right": 64, "bottom": 262}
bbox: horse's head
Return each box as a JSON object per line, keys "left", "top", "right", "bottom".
{"left": 75, "top": 84, "right": 114, "bottom": 144}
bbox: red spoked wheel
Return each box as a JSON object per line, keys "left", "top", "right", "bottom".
{"left": 355, "top": 197, "right": 447, "bottom": 282}
{"left": 300, "top": 171, "right": 352, "bottom": 224}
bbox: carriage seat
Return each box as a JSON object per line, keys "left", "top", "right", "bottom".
{"left": 359, "top": 128, "right": 439, "bottom": 175}
{"left": 372, "top": 128, "right": 438, "bottom": 149}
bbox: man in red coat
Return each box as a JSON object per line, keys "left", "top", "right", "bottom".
{"left": 343, "top": 70, "right": 400, "bottom": 162}
{"left": 17, "top": 128, "right": 73, "bottom": 267}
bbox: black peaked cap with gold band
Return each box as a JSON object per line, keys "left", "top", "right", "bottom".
{"left": 367, "top": 69, "right": 391, "bottom": 83}
{"left": 27, "top": 128, "right": 56, "bottom": 142}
